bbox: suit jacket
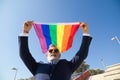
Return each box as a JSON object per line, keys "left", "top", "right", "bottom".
{"left": 18, "top": 36, "right": 92, "bottom": 80}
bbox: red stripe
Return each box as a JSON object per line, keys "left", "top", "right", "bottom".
{"left": 66, "top": 24, "right": 80, "bottom": 50}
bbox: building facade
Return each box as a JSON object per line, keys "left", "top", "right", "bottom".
{"left": 89, "top": 63, "right": 120, "bottom": 80}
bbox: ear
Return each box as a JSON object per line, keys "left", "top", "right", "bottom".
{"left": 46, "top": 52, "right": 48, "bottom": 57}
{"left": 58, "top": 54, "right": 61, "bottom": 58}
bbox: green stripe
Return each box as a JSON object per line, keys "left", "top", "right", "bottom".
{"left": 49, "top": 25, "right": 57, "bottom": 46}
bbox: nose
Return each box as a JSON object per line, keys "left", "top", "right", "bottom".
{"left": 52, "top": 50, "right": 56, "bottom": 53}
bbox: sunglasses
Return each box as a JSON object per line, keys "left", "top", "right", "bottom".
{"left": 48, "top": 49, "right": 59, "bottom": 53}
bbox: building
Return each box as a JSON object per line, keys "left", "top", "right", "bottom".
{"left": 89, "top": 63, "right": 120, "bottom": 80}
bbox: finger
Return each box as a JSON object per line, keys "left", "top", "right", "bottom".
{"left": 25, "top": 21, "right": 33, "bottom": 27}
{"left": 81, "top": 22, "right": 88, "bottom": 27}
{"left": 27, "top": 20, "right": 34, "bottom": 23}
{"left": 24, "top": 22, "right": 29, "bottom": 26}
{"left": 80, "top": 22, "right": 84, "bottom": 26}
{"left": 24, "top": 20, "right": 33, "bottom": 25}
{"left": 27, "top": 21, "right": 33, "bottom": 25}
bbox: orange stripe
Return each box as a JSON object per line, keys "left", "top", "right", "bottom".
{"left": 61, "top": 25, "right": 72, "bottom": 52}
{"left": 66, "top": 24, "right": 79, "bottom": 50}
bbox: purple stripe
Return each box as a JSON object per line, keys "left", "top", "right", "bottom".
{"left": 33, "top": 23, "right": 48, "bottom": 53}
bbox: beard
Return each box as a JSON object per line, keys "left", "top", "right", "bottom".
{"left": 47, "top": 56, "right": 59, "bottom": 62}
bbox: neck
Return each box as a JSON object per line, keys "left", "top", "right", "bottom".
{"left": 49, "top": 59, "right": 59, "bottom": 64}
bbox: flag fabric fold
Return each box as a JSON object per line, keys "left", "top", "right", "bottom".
{"left": 33, "top": 22, "right": 80, "bottom": 53}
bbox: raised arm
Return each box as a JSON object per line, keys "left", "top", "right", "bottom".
{"left": 18, "top": 21, "right": 38, "bottom": 75}
{"left": 70, "top": 22, "right": 92, "bottom": 72}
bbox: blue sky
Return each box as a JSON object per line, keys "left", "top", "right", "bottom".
{"left": 0, "top": 0, "right": 120, "bottom": 80}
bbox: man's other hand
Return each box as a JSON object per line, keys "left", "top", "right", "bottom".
{"left": 23, "top": 21, "right": 33, "bottom": 33}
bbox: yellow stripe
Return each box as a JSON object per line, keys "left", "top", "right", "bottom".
{"left": 57, "top": 24, "right": 65, "bottom": 52}
{"left": 62, "top": 25, "right": 72, "bottom": 52}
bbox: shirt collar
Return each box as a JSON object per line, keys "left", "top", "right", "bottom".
{"left": 49, "top": 59, "right": 59, "bottom": 64}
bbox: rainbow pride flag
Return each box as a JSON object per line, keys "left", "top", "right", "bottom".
{"left": 33, "top": 22, "right": 80, "bottom": 53}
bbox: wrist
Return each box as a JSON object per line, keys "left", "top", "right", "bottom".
{"left": 23, "top": 30, "right": 29, "bottom": 34}
{"left": 83, "top": 30, "right": 89, "bottom": 34}
{"left": 83, "top": 33, "right": 90, "bottom": 36}
{"left": 20, "top": 32, "right": 28, "bottom": 36}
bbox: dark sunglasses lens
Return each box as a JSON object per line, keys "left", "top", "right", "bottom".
{"left": 54, "top": 49, "right": 59, "bottom": 53}
{"left": 49, "top": 49, "right": 59, "bottom": 53}
{"left": 49, "top": 49, "right": 53, "bottom": 53}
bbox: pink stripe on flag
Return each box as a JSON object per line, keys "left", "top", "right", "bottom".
{"left": 33, "top": 23, "right": 48, "bottom": 53}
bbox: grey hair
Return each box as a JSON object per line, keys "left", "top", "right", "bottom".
{"left": 49, "top": 44, "right": 57, "bottom": 48}
{"left": 45, "top": 44, "right": 57, "bottom": 54}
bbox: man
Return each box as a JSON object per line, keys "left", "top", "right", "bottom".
{"left": 18, "top": 21, "right": 92, "bottom": 80}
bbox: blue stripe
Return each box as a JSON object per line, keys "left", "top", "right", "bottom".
{"left": 41, "top": 24, "right": 52, "bottom": 49}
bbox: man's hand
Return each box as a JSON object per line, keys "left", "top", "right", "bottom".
{"left": 80, "top": 22, "right": 89, "bottom": 34}
{"left": 23, "top": 21, "right": 33, "bottom": 33}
